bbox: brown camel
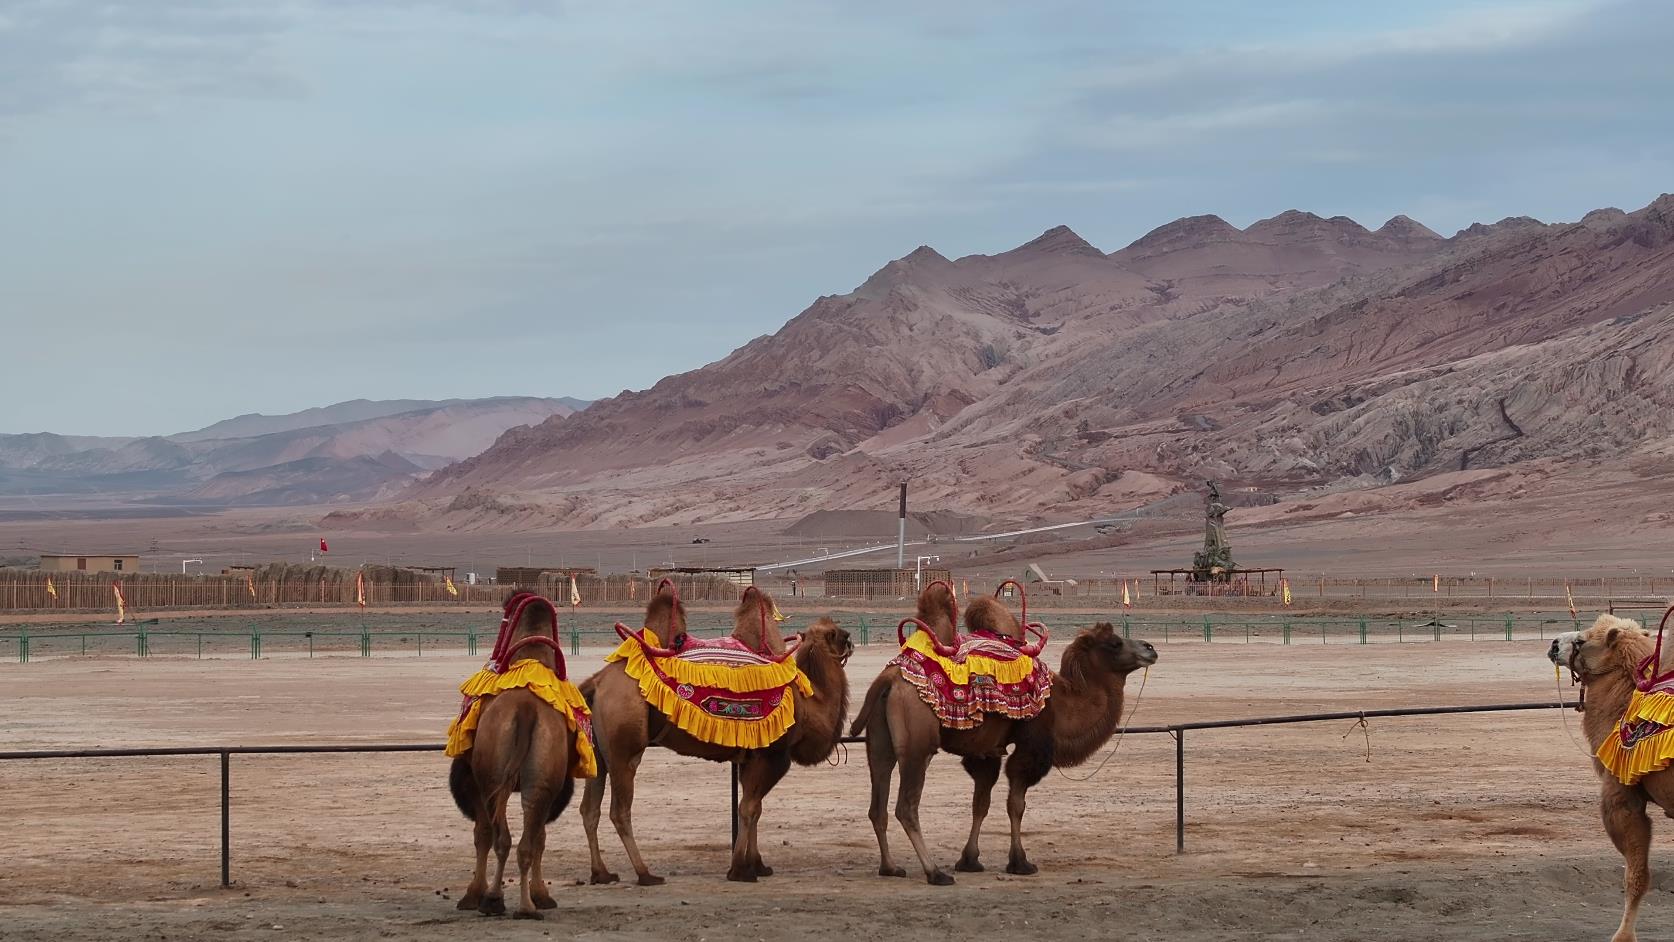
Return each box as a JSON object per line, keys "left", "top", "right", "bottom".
{"left": 580, "top": 590, "right": 851, "bottom": 883}
{"left": 1550, "top": 615, "right": 1674, "bottom": 942}
{"left": 447, "top": 594, "right": 582, "bottom": 919}
{"left": 853, "top": 604, "right": 1156, "bottom": 884}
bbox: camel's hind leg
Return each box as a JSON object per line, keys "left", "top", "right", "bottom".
{"left": 478, "top": 789, "right": 513, "bottom": 915}
{"left": 728, "top": 750, "right": 792, "bottom": 882}
{"left": 512, "top": 788, "right": 551, "bottom": 920}
{"left": 607, "top": 751, "right": 664, "bottom": 886}
{"left": 581, "top": 769, "right": 618, "bottom": 884}
{"left": 955, "top": 755, "right": 1001, "bottom": 872}
{"left": 864, "top": 690, "right": 906, "bottom": 878}
{"left": 886, "top": 685, "right": 953, "bottom": 886}
{"left": 1603, "top": 785, "right": 1652, "bottom": 942}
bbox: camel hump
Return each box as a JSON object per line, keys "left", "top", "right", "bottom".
{"left": 964, "top": 596, "right": 1023, "bottom": 640}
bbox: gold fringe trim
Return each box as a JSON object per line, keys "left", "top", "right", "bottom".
{"left": 1597, "top": 689, "right": 1674, "bottom": 786}
{"left": 900, "top": 630, "right": 1039, "bottom": 685}
{"left": 444, "top": 659, "right": 597, "bottom": 778}
{"left": 604, "top": 629, "right": 810, "bottom": 749}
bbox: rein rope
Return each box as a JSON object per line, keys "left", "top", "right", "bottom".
{"left": 1554, "top": 664, "right": 1594, "bottom": 760}
{"left": 1054, "top": 667, "right": 1149, "bottom": 783}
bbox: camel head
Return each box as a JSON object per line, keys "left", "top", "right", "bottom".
{"left": 797, "top": 615, "right": 854, "bottom": 667}
{"left": 1550, "top": 614, "right": 1654, "bottom": 682}
{"left": 964, "top": 595, "right": 1022, "bottom": 641}
{"left": 735, "top": 586, "right": 789, "bottom": 656}
{"left": 1065, "top": 622, "right": 1158, "bottom": 678}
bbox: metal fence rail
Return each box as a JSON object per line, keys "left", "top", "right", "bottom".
{"left": 0, "top": 700, "right": 1567, "bottom": 886}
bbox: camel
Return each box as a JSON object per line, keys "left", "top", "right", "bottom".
{"left": 1550, "top": 614, "right": 1674, "bottom": 942}
{"left": 447, "top": 593, "right": 589, "bottom": 919}
{"left": 580, "top": 589, "right": 851, "bottom": 883}
{"left": 853, "top": 588, "right": 1157, "bottom": 884}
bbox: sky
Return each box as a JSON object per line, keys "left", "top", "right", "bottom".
{"left": 2, "top": 0, "right": 1671, "bottom": 436}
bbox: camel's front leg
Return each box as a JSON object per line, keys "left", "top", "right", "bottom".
{"left": 456, "top": 807, "right": 493, "bottom": 912}
{"left": 1002, "top": 733, "right": 1051, "bottom": 876}
{"left": 956, "top": 755, "right": 1001, "bottom": 872}
{"left": 1603, "top": 787, "right": 1652, "bottom": 942}
{"left": 729, "top": 751, "right": 792, "bottom": 881}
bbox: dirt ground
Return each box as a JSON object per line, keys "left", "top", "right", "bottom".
{"left": 0, "top": 635, "right": 1662, "bottom": 941}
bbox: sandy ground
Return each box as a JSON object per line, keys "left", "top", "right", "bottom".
{"left": 0, "top": 635, "right": 1661, "bottom": 941}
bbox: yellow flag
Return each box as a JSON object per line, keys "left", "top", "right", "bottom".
{"left": 1565, "top": 581, "right": 1577, "bottom": 619}
{"left": 246, "top": 573, "right": 256, "bottom": 599}
{"left": 444, "top": 575, "right": 459, "bottom": 598}
{"left": 1432, "top": 574, "right": 1440, "bottom": 593}
{"left": 1282, "top": 579, "right": 1293, "bottom": 607}
{"left": 45, "top": 577, "right": 57, "bottom": 600}
{"left": 771, "top": 599, "right": 787, "bottom": 622}
{"left": 569, "top": 575, "right": 581, "bottom": 608}
{"left": 356, "top": 570, "right": 366, "bottom": 608}
{"left": 113, "top": 581, "right": 127, "bottom": 624}
{"left": 1121, "top": 580, "right": 1131, "bottom": 608}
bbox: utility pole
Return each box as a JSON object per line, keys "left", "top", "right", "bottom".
{"left": 896, "top": 481, "right": 908, "bottom": 569}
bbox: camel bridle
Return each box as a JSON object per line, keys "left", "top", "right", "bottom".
{"left": 490, "top": 592, "right": 568, "bottom": 680}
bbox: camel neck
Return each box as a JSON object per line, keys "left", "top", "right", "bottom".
{"left": 1050, "top": 647, "right": 1126, "bottom": 768}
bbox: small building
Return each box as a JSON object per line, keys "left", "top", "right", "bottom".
{"left": 39, "top": 553, "right": 141, "bottom": 573}
{"left": 495, "top": 566, "right": 597, "bottom": 588}
{"left": 649, "top": 566, "right": 757, "bottom": 590}
{"left": 824, "top": 567, "right": 953, "bottom": 600}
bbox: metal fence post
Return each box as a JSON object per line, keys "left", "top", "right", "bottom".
{"left": 1203, "top": 617, "right": 1212, "bottom": 643}
{"left": 220, "top": 750, "right": 231, "bottom": 887}
{"left": 1174, "top": 729, "right": 1185, "bottom": 854}
{"left": 1358, "top": 618, "right": 1368, "bottom": 644}
{"left": 730, "top": 761, "right": 741, "bottom": 847}
{"left": 18, "top": 628, "right": 26, "bottom": 664}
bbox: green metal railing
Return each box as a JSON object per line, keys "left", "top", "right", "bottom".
{"left": 1, "top": 611, "right": 1587, "bottom": 664}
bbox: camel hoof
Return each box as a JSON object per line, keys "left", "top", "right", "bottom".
{"left": 927, "top": 868, "right": 956, "bottom": 886}
{"left": 455, "top": 895, "right": 480, "bottom": 911}
{"left": 590, "top": 870, "right": 620, "bottom": 885}
{"left": 478, "top": 896, "right": 506, "bottom": 916}
{"left": 752, "top": 861, "right": 774, "bottom": 878}
{"left": 726, "top": 867, "right": 759, "bottom": 883}
{"left": 879, "top": 865, "right": 907, "bottom": 878}
{"left": 512, "top": 909, "right": 544, "bottom": 921}
{"left": 534, "top": 895, "right": 558, "bottom": 910}
{"left": 636, "top": 874, "right": 666, "bottom": 887}
{"left": 954, "top": 856, "right": 985, "bottom": 873}
{"left": 1005, "top": 859, "right": 1038, "bottom": 876}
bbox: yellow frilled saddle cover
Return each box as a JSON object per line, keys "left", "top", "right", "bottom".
{"left": 893, "top": 630, "right": 1052, "bottom": 730}
{"left": 1598, "top": 659, "right": 1674, "bottom": 787}
{"left": 445, "top": 659, "right": 598, "bottom": 779}
{"left": 604, "top": 628, "right": 812, "bottom": 749}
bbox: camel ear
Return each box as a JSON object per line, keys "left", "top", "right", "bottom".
{"left": 1607, "top": 627, "right": 1621, "bottom": 646}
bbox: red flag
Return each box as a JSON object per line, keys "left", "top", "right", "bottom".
{"left": 319, "top": 538, "right": 329, "bottom": 554}
{"left": 356, "top": 570, "right": 366, "bottom": 609}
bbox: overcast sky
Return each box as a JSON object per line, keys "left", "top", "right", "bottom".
{"left": 2, "top": 0, "right": 1670, "bottom": 436}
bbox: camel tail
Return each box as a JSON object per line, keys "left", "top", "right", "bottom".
{"left": 849, "top": 671, "right": 892, "bottom": 738}
{"left": 548, "top": 774, "right": 575, "bottom": 822}
{"left": 447, "top": 754, "right": 477, "bottom": 820}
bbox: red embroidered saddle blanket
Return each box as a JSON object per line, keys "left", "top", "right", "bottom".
{"left": 892, "top": 630, "right": 1052, "bottom": 731}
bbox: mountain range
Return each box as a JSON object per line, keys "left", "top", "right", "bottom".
{"left": 397, "top": 194, "right": 1674, "bottom": 532}
{"left": 0, "top": 397, "right": 582, "bottom": 506}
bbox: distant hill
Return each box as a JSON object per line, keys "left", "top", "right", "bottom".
{"left": 409, "top": 194, "right": 1674, "bottom": 530}
{"left": 0, "top": 397, "right": 582, "bottom": 506}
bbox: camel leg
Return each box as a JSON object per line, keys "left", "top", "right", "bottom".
{"left": 729, "top": 750, "right": 792, "bottom": 882}
{"left": 581, "top": 769, "right": 619, "bottom": 884}
{"left": 607, "top": 751, "right": 665, "bottom": 886}
{"left": 1603, "top": 786, "right": 1653, "bottom": 942}
{"left": 512, "top": 788, "right": 549, "bottom": 920}
{"left": 456, "top": 805, "right": 493, "bottom": 911}
{"left": 865, "top": 704, "right": 907, "bottom": 878}
{"left": 1001, "top": 736, "right": 1050, "bottom": 876}
{"left": 955, "top": 755, "right": 1001, "bottom": 872}
{"left": 480, "top": 789, "right": 513, "bottom": 915}
{"left": 530, "top": 837, "right": 557, "bottom": 910}
{"left": 893, "top": 745, "right": 953, "bottom": 885}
